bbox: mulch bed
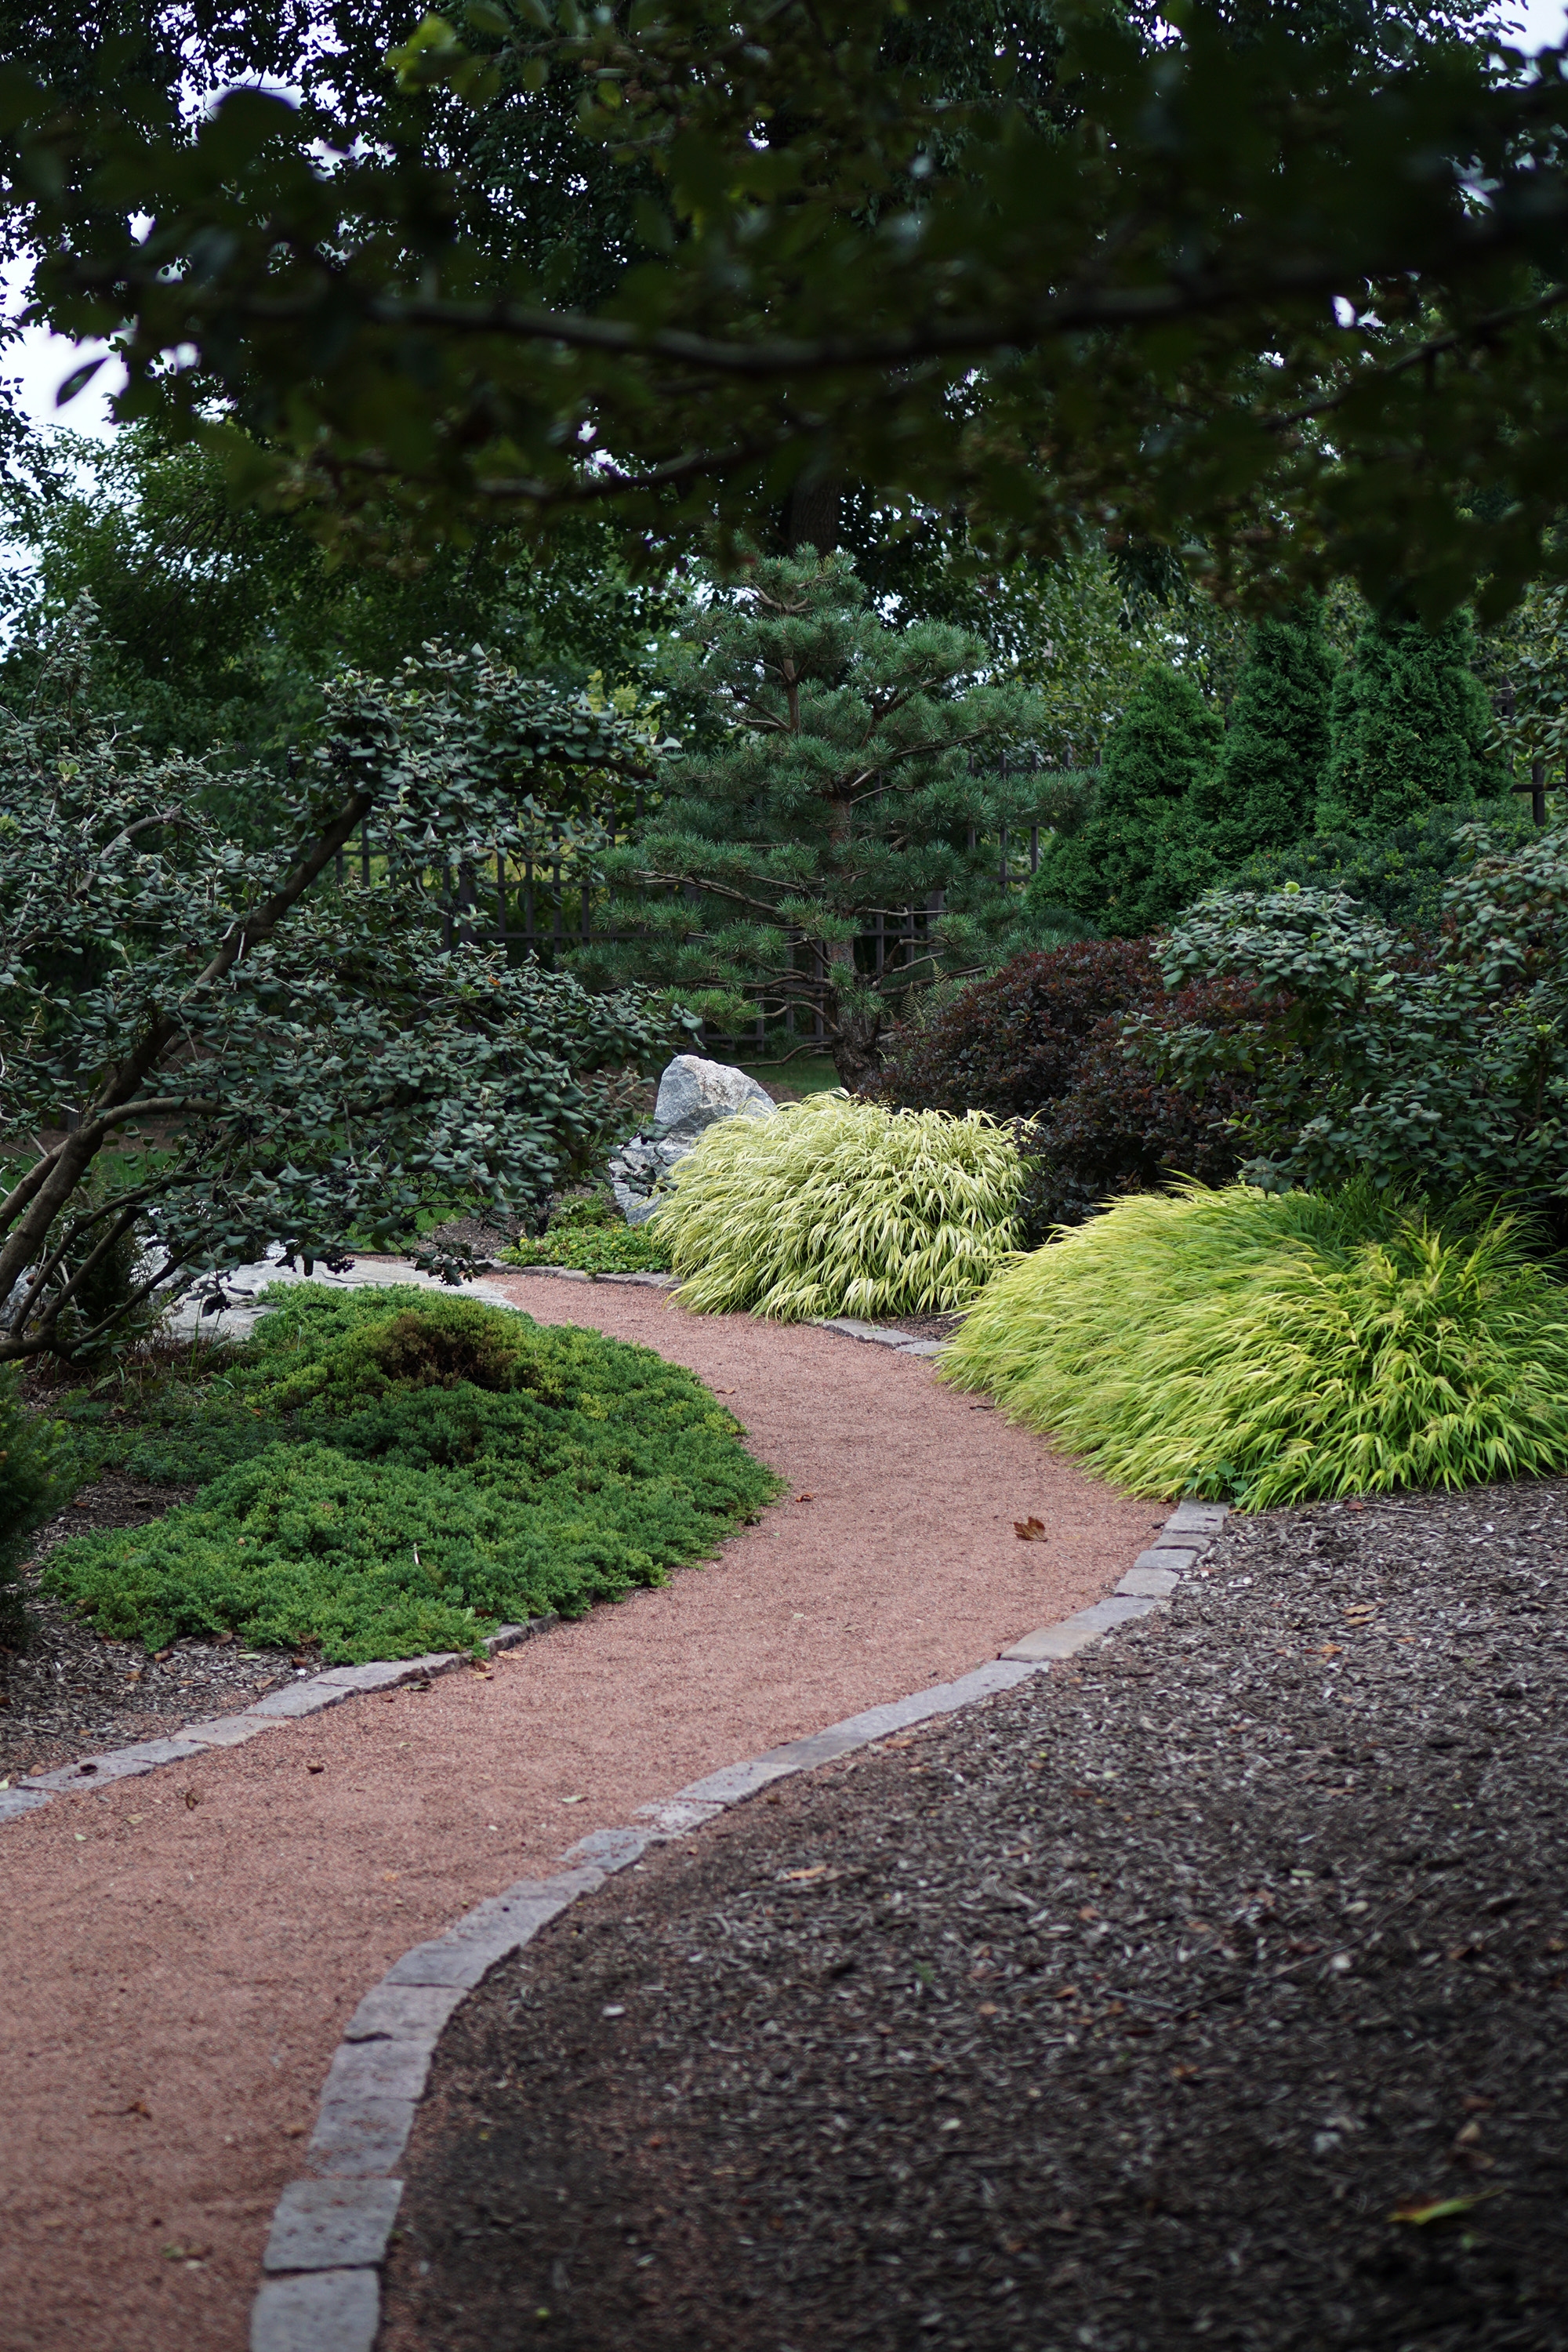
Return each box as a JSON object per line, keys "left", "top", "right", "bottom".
{"left": 383, "top": 1479, "right": 1568, "bottom": 2352}
{"left": 0, "top": 1475, "right": 295, "bottom": 1775}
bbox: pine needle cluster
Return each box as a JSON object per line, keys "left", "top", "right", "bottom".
{"left": 941, "top": 1183, "right": 1568, "bottom": 1507}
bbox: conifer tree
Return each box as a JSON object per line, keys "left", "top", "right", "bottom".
{"left": 575, "top": 554, "right": 1047, "bottom": 1087}
{"left": 1025, "top": 666, "right": 1221, "bottom": 938}
{"left": 1317, "top": 605, "right": 1504, "bottom": 837}
{"left": 1180, "top": 605, "right": 1335, "bottom": 872}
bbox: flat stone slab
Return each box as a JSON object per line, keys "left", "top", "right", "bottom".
{"left": 251, "top": 2267, "right": 380, "bottom": 2352}
{"left": 20, "top": 1736, "right": 207, "bottom": 1791}
{"left": 381, "top": 1869, "right": 600, "bottom": 1986}
{"left": 632, "top": 1798, "right": 725, "bottom": 1835}
{"left": 1116, "top": 1564, "right": 1181, "bottom": 1599}
{"left": 1000, "top": 1616, "right": 1105, "bottom": 1662}
{"left": 0, "top": 1787, "right": 52, "bottom": 1820}
{"left": 307, "top": 2093, "right": 420, "bottom": 2178}
{"left": 314, "top": 1661, "right": 416, "bottom": 1693}
{"left": 183, "top": 1713, "right": 281, "bottom": 1748}
{"left": 560, "top": 1825, "right": 654, "bottom": 1873}
{"left": 343, "top": 1984, "right": 465, "bottom": 2045}
{"left": 246, "top": 1682, "right": 350, "bottom": 1720}
{"left": 1164, "top": 1501, "right": 1228, "bottom": 1534}
{"left": 1134, "top": 1546, "right": 1199, "bottom": 1576}
{"left": 263, "top": 2180, "right": 403, "bottom": 2274}
{"left": 322, "top": 2039, "right": 434, "bottom": 2105}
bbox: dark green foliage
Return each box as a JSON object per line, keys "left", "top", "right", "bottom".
{"left": 0, "top": 427, "right": 677, "bottom": 766}
{"left": 1318, "top": 607, "right": 1505, "bottom": 837}
{"left": 1232, "top": 792, "right": 1537, "bottom": 934}
{"left": 1025, "top": 670, "right": 1223, "bottom": 936}
{"left": 15, "top": 4, "right": 1568, "bottom": 621}
{"left": 42, "top": 1287, "right": 780, "bottom": 1660}
{"left": 0, "top": 1371, "right": 64, "bottom": 1642}
{"left": 573, "top": 553, "right": 1052, "bottom": 1088}
{"left": 1155, "top": 823, "right": 1568, "bottom": 1221}
{"left": 1181, "top": 608, "right": 1336, "bottom": 873}
{"left": 0, "top": 611, "right": 686, "bottom": 1363}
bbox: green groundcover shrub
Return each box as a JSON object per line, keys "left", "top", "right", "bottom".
{"left": 940, "top": 1182, "right": 1568, "bottom": 1508}
{"left": 41, "top": 1287, "right": 780, "bottom": 1660}
{"left": 500, "top": 1196, "right": 672, "bottom": 1275}
{"left": 655, "top": 1094, "right": 1023, "bottom": 1320}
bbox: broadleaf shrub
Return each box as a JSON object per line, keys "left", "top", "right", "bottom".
{"left": 0, "top": 1370, "right": 64, "bottom": 1642}
{"left": 877, "top": 943, "right": 1258, "bottom": 1237}
{"left": 41, "top": 1286, "right": 779, "bottom": 1658}
{"left": 654, "top": 1095, "right": 1023, "bottom": 1319}
{"left": 941, "top": 1182, "right": 1568, "bottom": 1508}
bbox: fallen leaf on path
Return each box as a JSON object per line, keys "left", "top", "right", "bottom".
{"left": 1014, "top": 1516, "right": 1048, "bottom": 1542}
{"left": 183, "top": 1789, "right": 200, "bottom": 1809}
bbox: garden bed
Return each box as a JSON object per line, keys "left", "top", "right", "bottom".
{"left": 0, "top": 1475, "right": 297, "bottom": 1774}
{"left": 382, "top": 1477, "right": 1568, "bottom": 2352}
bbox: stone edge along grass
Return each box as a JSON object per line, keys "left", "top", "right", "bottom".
{"left": 245, "top": 1508, "right": 1225, "bottom": 2350}
{"left": 0, "top": 1269, "right": 945, "bottom": 1828}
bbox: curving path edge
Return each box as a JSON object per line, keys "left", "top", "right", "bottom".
{"left": 246, "top": 1451, "right": 1224, "bottom": 2352}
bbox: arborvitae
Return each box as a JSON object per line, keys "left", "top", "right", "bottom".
{"left": 1318, "top": 605, "right": 1504, "bottom": 837}
{"left": 1182, "top": 605, "right": 1335, "bottom": 870}
{"left": 1026, "top": 666, "right": 1221, "bottom": 937}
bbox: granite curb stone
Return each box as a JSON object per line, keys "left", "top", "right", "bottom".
{"left": 249, "top": 2265, "right": 381, "bottom": 2352}
{"left": 263, "top": 2181, "right": 405, "bottom": 2274}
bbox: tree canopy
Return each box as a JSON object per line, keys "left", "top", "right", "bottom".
{"left": 5, "top": 1, "right": 1568, "bottom": 612}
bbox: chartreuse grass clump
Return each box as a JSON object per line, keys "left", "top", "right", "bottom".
{"left": 41, "top": 1286, "right": 780, "bottom": 1661}
{"left": 940, "top": 1182, "right": 1568, "bottom": 1507}
{"left": 653, "top": 1094, "right": 1024, "bottom": 1321}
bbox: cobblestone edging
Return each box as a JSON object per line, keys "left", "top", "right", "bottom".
{"left": 249, "top": 1494, "right": 1227, "bottom": 2352}
{"left": 0, "top": 1269, "right": 954, "bottom": 1829}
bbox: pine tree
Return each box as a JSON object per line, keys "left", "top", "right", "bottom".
{"left": 575, "top": 554, "right": 1047, "bottom": 1087}
{"left": 1181, "top": 605, "right": 1335, "bottom": 872}
{"left": 1317, "top": 605, "right": 1504, "bottom": 837}
{"left": 1026, "top": 666, "right": 1221, "bottom": 937}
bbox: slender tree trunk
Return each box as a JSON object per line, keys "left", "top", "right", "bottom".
{"left": 783, "top": 475, "right": 840, "bottom": 557}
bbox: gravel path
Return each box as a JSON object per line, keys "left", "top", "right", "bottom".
{"left": 0, "top": 1280, "right": 1152, "bottom": 2352}
{"left": 381, "top": 1478, "right": 1568, "bottom": 2352}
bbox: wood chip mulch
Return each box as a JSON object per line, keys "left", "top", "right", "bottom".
{"left": 382, "top": 1479, "right": 1568, "bottom": 2352}
{"left": 0, "top": 1476, "right": 296, "bottom": 1775}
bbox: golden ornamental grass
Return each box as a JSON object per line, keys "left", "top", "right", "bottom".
{"left": 939, "top": 1181, "right": 1568, "bottom": 1506}
{"left": 652, "top": 1094, "right": 1024, "bottom": 1321}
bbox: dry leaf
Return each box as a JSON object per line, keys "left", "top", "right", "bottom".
{"left": 1014, "top": 1515, "right": 1048, "bottom": 1542}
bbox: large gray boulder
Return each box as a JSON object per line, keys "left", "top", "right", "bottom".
{"left": 608, "top": 1054, "right": 776, "bottom": 1225}
{"left": 652, "top": 1054, "right": 777, "bottom": 1144}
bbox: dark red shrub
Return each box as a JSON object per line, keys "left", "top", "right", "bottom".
{"left": 879, "top": 947, "right": 1265, "bottom": 1237}
{"left": 1022, "top": 978, "right": 1261, "bottom": 1236}
{"left": 877, "top": 941, "right": 1163, "bottom": 1120}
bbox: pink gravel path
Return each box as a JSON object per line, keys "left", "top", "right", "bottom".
{"left": 0, "top": 1281, "right": 1161, "bottom": 2352}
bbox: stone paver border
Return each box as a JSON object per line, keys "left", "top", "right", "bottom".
{"left": 248, "top": 1488, "right": 1226, "bottom": 2352}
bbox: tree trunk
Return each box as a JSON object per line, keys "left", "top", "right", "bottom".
{"left": 783, "top": 475, "right": 840, "bottom": 557}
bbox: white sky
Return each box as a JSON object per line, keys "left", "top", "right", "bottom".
{"left": 5, "top": 0, "right": 1568, "bottom": 445}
